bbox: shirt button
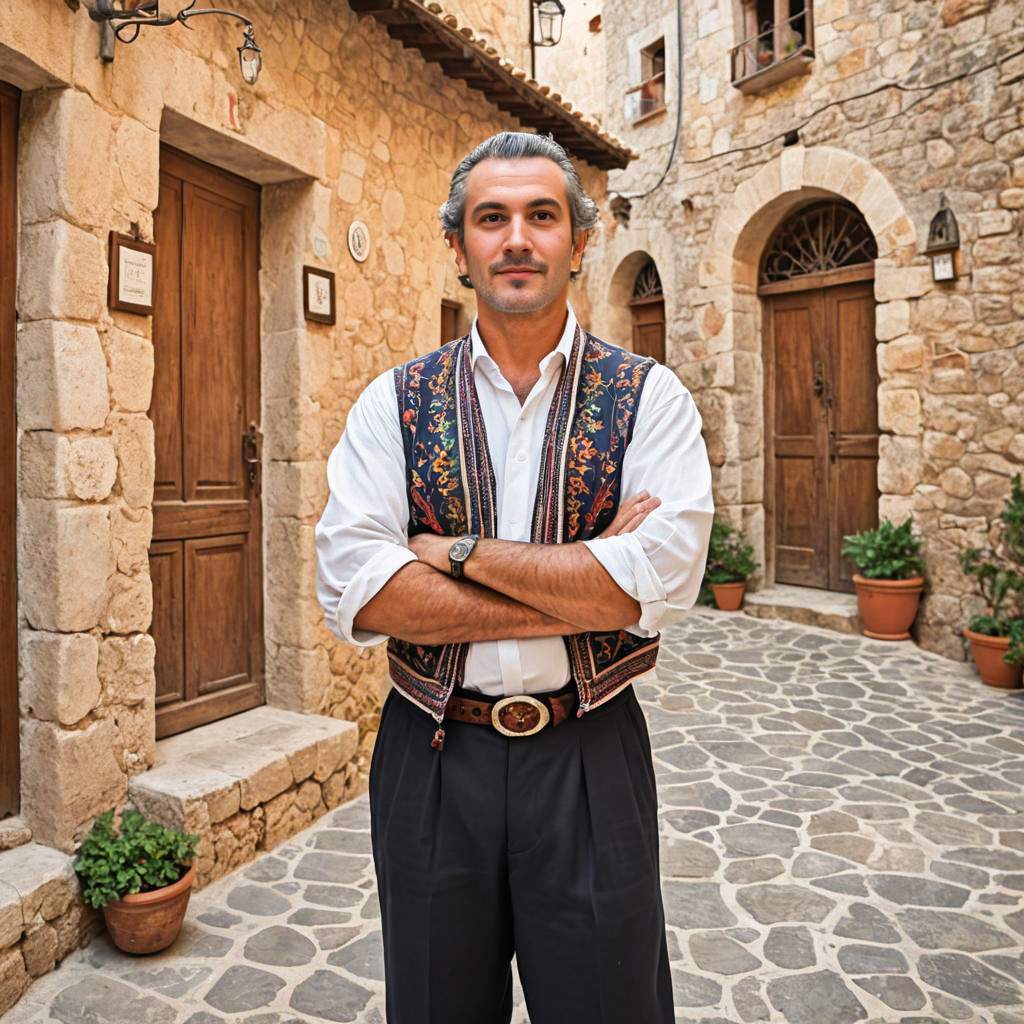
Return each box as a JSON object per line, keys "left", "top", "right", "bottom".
{"left": 515, "top": 451, "right": 527, "bottom": 463}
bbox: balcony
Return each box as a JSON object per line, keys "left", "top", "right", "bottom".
{"left": 731, "top": 11, "right": 814, "bottom": 94}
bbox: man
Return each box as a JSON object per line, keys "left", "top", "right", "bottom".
{"left": 315, "top": 131, "right": 714, "bottom": 1024}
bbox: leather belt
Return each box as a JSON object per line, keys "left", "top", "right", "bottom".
{"left": 444, "top": 690, "right": 577, "bottom": 737}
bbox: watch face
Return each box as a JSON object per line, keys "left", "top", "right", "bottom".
{"left": 450, "top": 538, "right": 474, "bottom": 561}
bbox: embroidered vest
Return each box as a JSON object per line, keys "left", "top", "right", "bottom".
{"left": 388, "top": 325, "right": 659, "bottom": 739}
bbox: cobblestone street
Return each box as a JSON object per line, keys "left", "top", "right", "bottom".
{"left": 7, "top": 610, "right": 1024, "bottom": 1024}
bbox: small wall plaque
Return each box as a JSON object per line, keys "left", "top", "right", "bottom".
{"left": 348, "top": 220, "right": 370, "bottom": 263}
{"left": 303, "top": 265, "right": 336, "bottom": 325}
{"left": 108, "top": 231, "right": 155, "bottom": 315}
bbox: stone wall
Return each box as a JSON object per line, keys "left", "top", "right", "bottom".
{"left": 2, "top": 0, "right": 608, "bottom": 857}
{"left": 585, "top": 0, "right": 1024, "bottom": 660}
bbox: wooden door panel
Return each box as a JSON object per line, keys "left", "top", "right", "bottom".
{"left": 153, "top": 173, "right": 184, "bottom": 504}
{"left": 828, "top": 282, "right": 879, "bottom": 591}
{"left": 152, "top": 146, "right": 263, "bottom": 739}
{"left": 0, "top": 82, "right": 19, "bottom": 819}
{"left": 184, "top": 184, "right": 247, "bottom": 504}
{"left": 150, "top": 541, "right": 185, "bottom": 708}
{"left": 768, "top": 291, "right": 828, "bottom": 588}
{"left": 185, "top": 536, "right": 250, "bottom": 696}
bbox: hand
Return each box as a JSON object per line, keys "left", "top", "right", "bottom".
{"left": 408, "top": 533, "right": 454, "bottom": 574}
{"left": 598, "top": 491, "right": 661, "bottom": 539}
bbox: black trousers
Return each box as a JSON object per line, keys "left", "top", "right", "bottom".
{"left": 368, "top": 680, "right": 674, "bottom": 1024}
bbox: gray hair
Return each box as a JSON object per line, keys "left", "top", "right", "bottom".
{"left": 439, "top": 131, "right": 600, "bottom": 244}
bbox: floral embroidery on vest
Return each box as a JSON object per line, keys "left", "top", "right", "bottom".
{"left": 389, "top": 327, "right": 660, "bottom": 725}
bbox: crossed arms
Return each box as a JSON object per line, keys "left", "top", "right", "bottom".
{"left": 354, "top": 492, "right": 661, "bottom": 646}
{"left": 314, "top": 366, "right": 715, "bottom": 651}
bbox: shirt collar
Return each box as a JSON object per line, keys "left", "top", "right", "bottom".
{"left": 469, "top": 303, "right": 578, "bottom": 374}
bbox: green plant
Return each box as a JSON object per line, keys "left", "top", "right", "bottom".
{"left": 960, "top": 473, "right": 1024, "bottom": 666}
{"left": 841, "top": 517, "right": 924, "bottom": 580}
{"left": 73, "top": 809, "right": 200, "bottom": 910}
{"left": 703, "top": 520, "right": 758, "bottom": 584}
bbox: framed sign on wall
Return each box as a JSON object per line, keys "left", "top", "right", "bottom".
{"left": 303, "top": 265, "right": 336, "bottom": 325}
{"left": 108, "top": 231, "right": 156, "bottom": 315}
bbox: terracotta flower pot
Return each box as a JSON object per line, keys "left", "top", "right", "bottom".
{"left": 964, "top": 629, "right": 1024, "bottom": 690}
{"left": 852, "top": 574, "right": 924, "bottom": 641}
{"left": 102, "top": 860, "right": 195, "bottom": 955}
{"left": 711, "top": 581, "right": 747, "bottom": 611}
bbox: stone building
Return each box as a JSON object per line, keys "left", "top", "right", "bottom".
{"left": 582, "top": 0, "right": 1024, "bottom": 659}
{"left": 0, "top": 0, "right": 627, "bottom": 1009}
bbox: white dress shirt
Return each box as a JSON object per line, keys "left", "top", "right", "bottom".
{"left": 315, "top": 304, "right": 715, "bottom": 697}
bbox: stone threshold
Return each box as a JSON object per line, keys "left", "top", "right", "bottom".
{"left": 742, "top": 583, "right": 862, "bottom": 635}
{"left": 129, "top": 706, "right": 360, "bottom": 891}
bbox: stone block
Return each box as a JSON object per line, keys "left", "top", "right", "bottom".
{"left": 113, "top": 116, "right": 159, "bottom": 212}
{"left": 263, "top": 329, "right": 332, "bottom": 402}
{"left": 874, "top": 266, "right": 932, "bottom": 302}
{"left": 0, "top": 843, "right": 77, "bottom": 921}
{"left": 881, "top": 336, "right": 924, "bottom": 373}
{"left": 103, "top": 327, "right": 154, "bottom": 413}
{"left": 67, "top": 437, "right": 117, "bottom": 502}
{"left": 17, "top": 321, "right": 109, "bottom": 432}
{"left": 939, "top": 466, "right": 974, "bottom": 499}
{"left": 266, "top": 461, "right": 329, "bottom": 520}
{"left": 19, "top": 631, "right": 100, "bottom": 727}
{"left": 0, "top": 880, "right": 21, "bottom": 949}
{"left": 20, "top": 502, "right": 113, "bottom": 633}
{"left": 109, "top": 413, "right": 155, "bottom": 510}
{"left": 977, "top": 209, "right": 1013, "bottom": 236}
{"left": 129, "top": 761, "right": 239, "bottom": 833}
{"left": 878, "top": 436, "right": 922, "bottom": 496}
{"left": 0, "top": 946, "right": 29, "bottom": 1017}
{"left": 999, "top": 188, "right": 1024, "bottom": 210}
{"left": 101, "top": 572, "right": 152, "bottom": 635}
{"left": 0, "top": 819, "right": 31, "bottom": 853}
{"left": 878, "top": 388, "right": 922, "bottom": 435}
{"left": 266, "top": 644, "right": 331, "bottom": 714}
{"left": 17, "top": 220, "right": 107, "bottom": 323}
{"left": 875, "top": 301, "right": 910, "bottom": 341}
{"left": 18, "top": 432, "right": 71, "bottom": 499}
{"left": 21, "top": 922, "right": 57, "bottom": 977}
{"left": 110, "top": 504, "right": 153, "bottom": 576}
{"left": 20, "top": 719, "right": 127, "bottom": 851}
{"left": 19, "top": 87, "right": 112, "bottom": 230}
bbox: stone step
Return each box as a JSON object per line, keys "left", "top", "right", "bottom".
{"left": 742, "top": 583, "right": 862, "bottom": 635}
{"left": 128, "top": 706, "right": 359, "bottom": 889}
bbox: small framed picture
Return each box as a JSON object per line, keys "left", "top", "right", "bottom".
{"left": 108, "top": 232, "right": 156, "bottom": 315}
{"left": 303, "top": 265, "right": 336, "bottom": 325}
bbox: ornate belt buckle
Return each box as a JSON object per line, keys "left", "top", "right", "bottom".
{"left": 491, "top": 695, "right": 550, "bottom": 737}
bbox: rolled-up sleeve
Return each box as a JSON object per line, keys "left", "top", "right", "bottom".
{"left": 315, "top": 370, "right": 416, "bottom": 646}
{"left": 582, "top": 365, "right": 714, "bottom": 636}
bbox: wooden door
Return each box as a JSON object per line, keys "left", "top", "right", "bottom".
{"left": 765, "top": 278, "right": 878, "bottom": 592}
{"left": 0, "top": 83, "right": 18, "bottom": 818}
{"left": 441, "top": 299, "right": 460, "bottom": 344}
{"left": 630, "top": 297, "right": 666, "bottom": 362}
{"left": 151, "top": 146, "right": 264, "bottom": 738}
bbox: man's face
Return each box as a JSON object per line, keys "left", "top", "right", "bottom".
{"left": 450, "top": 156, "right": 587, "bottom": 315}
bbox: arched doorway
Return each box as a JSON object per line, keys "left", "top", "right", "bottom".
{"left": 761, "top": 200, "right": 879, "bottom": 593}
{"left": 629, "top": 259, "right": 665, "bottom": 362}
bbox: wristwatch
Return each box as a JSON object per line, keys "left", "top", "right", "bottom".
{"left": 448, "top": 534, "right": 479, "bottom": 579}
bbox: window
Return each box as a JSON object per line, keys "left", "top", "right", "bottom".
{"left": 625, "top": 38, "right": 666, "bottom": 124}
{"left": 731, "top": 0, "right": 813, "bottom": 94}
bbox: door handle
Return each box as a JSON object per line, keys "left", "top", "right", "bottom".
{"left": 242, "top": 422, "right": 262, "bottom": 497}
{"left": 812, "top": 360, "right": 826, "bottom": 399}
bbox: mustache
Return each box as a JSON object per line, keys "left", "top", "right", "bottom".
{"left": 490, "top": 258, "right": 547, "bottom": 274}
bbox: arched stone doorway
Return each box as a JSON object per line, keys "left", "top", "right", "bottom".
{"left": 630, "top": 259, "right": 665, "bottom": 362}
{"left": 761, "top": 199, "right": 879, "bottom": 592}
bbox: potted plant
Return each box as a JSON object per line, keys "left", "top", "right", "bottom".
{"left": 783, "top": 29, "right": 803, "bottom": 55}
{"left": 74, "top": 808, "right": 200, "bottom": 955}
{"left": 959, "top": 473, "right": 1024, "bottom": 689}
{"left": 703, "top": 520, "right": 758, "bottom": 611}
{"left": 841, "top": 517, "right": 925, "bottom": 640}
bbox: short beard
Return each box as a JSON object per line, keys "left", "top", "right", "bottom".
{"left": 466, "top": 254, "right": 573, "bottom": 315}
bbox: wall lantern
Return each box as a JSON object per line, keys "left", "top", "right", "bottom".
{"left": 925, "top": 192, "right": 960, "bottom": 283}
{"left": 88, "top": 0, "right": 263, "bottom": 84}
{"left": 528, "top": 0, "right": 565, "bottom": 78}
